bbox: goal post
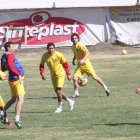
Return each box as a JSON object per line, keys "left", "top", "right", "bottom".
{"left": 6, "top": 25, "right": 28, "bottom": 48}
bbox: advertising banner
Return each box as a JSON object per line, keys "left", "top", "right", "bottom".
{"left": 0, "top": 8, "right": 106, "bottom": 48}
{"left": 109, "top": 6, "right": 140, "bottom": 45}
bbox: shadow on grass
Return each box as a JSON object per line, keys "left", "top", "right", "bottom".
{"left": 43, "top": 126, "right": 54, "bottom": 128}
{"left": 92, "top": 123, "right": 140, "bottom": 126}
{"left": 68, "top": 95, "right": 104, "bottom": 98}
{"left": 26, "top": 96, "right": 57, "bottom": 100}
{"left": 0, "top": 127, "right": 8, "bottom": 129}
{"left": 9, "top": 111, "right": 47, "bottom": 114}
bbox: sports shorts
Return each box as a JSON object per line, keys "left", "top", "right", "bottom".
{"left": 74, "top": 62, "right": 96, "bottom": 78}
{"left": 8, "top": 78, "right": 25, "bottom": 96}
{"left": 51, "top": 75, "right": 65, "bottom": 90}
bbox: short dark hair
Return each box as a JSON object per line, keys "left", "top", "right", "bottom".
{"left": 71, "top": 33, "right": 80, "bottom": 41}
{"left": 4, "top": 41, "right": 13, "bottom": 52}
{"left": 47, "top": 42, "right": 55, "bottom": 49}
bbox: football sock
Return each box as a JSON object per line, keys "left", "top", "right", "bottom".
{"left": 15, "top": 115, "right": 20, "bottom": 122}
{"left": 103, "top": 85, "right": 108, "bottom": 91}
{"left": 74, "top": 90, "right": 79, "bottom": 95}
{"left": 58, "top": 102, "right": 62, "bottom": 109}
{"left": 1, "top": 109, "right": 6, "bottom": 116}
{"left": 5, "top": 117, "right": 8, "bottom": 123}
{"left": 66, "top": 98, "right": 72, "bottom": 104}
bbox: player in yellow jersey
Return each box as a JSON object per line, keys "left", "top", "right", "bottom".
{"left": 71, "top": 33, "right": 110, "bottom": 97}
{"left": 0, "top": 70, "right": 13, "bottom": 126}
{"left": 39, "top": 42, "right": 75, "bottom": 113}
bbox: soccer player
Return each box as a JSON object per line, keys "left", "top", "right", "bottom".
{"left": 71, "top": 33, "right": 110, "bottom": 98}
{"left": 0, "top": 41, "right": 25, "bottom": 129}
{"left": 39, "top": 42, "right": 75, "bottom": 113}
{"left": 0, "top": 70, "right": 13, "bottom": 126}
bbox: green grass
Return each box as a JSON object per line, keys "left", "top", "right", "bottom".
{"left": 0, "top": 53, "right": 140, "bottom": 140}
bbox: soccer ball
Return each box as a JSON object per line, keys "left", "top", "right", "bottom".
{"left": 78, "top": 77, "right": 88, "bottom": 87}
{"left": 122, "top": 49, "right": 127, "bottom": 55}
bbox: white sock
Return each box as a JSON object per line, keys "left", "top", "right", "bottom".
{"left": 58, "top": 102, "right": 62, "bottom": 109}
{"left": 74, "top": 90, "right": 79, "bottom": 95}
{"left": 5, "top": 118, "right": 8, "bottom": 123}
{"left": 66, "top": 98, "right": 73, "bottom": 104}
{"left": 1, "top": 109, "right": 6, "bottom": 116}
{"left": 15, "top": 115, "right": 20, "bottom": 122}
{"left": 103, "top": 85, "right": 108, "bottom": 91}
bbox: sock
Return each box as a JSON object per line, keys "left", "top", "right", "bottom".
{"left": 58, "top": 102, "right": 62, "bottom": 109}
{"left": 1, "top": 109, "right": 6, "bottom": 116}
{"left": 15, "top": 115, "right": 20, "bottom": 122}
{"left": 103, "top": 85, "right": 108, "bottom": 91}
{"left": 66, "top": 98, "right": 72, "bottom": 104}
{"left": 5, "top": 118, "right": 8, "bottom": 123}
{"left": 74, "top": 90, "right": 79, "bottom": 95}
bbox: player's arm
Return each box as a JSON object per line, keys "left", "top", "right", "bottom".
{"left": 79, "top": 51, "right": 89, "bottom": 65}
{"left": 72, "top": 55, "right": 76, "bottom": 65}
{"left": 39, "top": 57, "right": 46, "bottom": 80}
{"left": 60, "top": 53, "right": 71, "bottom": 81}
{"left": 62, "top": 61, "right": 71, "bottom": 81}
{"left": 7, "top": 55, "right": 21, "bottom": 76}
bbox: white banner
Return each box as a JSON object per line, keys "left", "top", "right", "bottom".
{"left": 108, "top": 6, "right": 140, "bottom": 45}
{"left": 0, "top": 7, "right": 140, "bottom": 48}
{"left": 0, "top": 8, "right": 106, "bottom": 48}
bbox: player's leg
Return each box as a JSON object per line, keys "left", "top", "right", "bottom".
{"left": 0, "top": 96, "right": 16, "bottom": 117}
{"left": 0, "top": 96, "right": 14, "bottom": 126}
{"left": 52, "top": 77, "right": 63, "bottom": 113}
{"left": 86, "top": 65, "right": 110, "bottom": 96}
{"left": 61, "top": 92, "right": 75, "bottom": 111}
{"left": 55, "top": 88, "right": 75, "bottom": 112}
{"left": 92, "top": 75, "right": 110, "bottom": 96}
{"left": 0, "top": 96, "right": 5, "bottom": 122}
{"left": 0, "top": 107, "right": 13, "bottom": 126}
{"left": 14, "top": 94, "right": 24, "bottom": 128}
{"left": 10, "top": 79, "right": 25, "bottom": 128}
{"left": 72, "top": 68, "right": 82, "bottom": 98}
{"left": 55, "top": 76, "right": 74, "bottom": 113}
{"left": 51, "top": 77, "right": 62, "bottom": 113}
{"left": 55, "top": 88, "right": 63, "bottom": 113}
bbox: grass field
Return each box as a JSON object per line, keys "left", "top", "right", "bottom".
{"left": 0, "top": 50, "right": 140, "bottom": 140}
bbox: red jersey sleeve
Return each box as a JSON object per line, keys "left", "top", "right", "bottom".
{"left": 62, "top": 61, "right": 71, "bottom": 75}
{"left": 7, "top": 54, "right": 20, "bottom": 76}
{"left": 39, "top": 64, "right": 45, "bottom": 74}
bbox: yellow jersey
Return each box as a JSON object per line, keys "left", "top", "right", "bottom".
{"left": 71, "top": 42, "right": 91, "bottom": 66}
{"left": 40, "top": 51, "right": 67, "bottom": 77}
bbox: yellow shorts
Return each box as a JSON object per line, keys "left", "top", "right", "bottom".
{"left": 51, "top": 75, "right": 65, "bottom": 90}
{"left": 0, "top": 96, "right": 4, "bottom": 107}
{"left": 8, "top": 79, "right": 25, "bottom": 96}
{"left": 0, "top": 70, "right": 6, "bottom": 79}
{"left": 74, "top": 63, "right": 96, "bottom": 78}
